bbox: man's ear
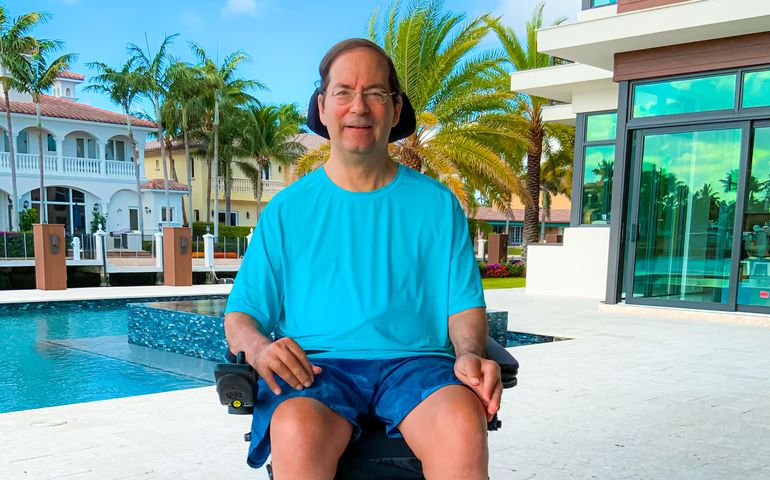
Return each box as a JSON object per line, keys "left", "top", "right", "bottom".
{"left": 317, "top": 93, "right": 328, "bottom": 127}
{"left": 392, "top": 95, "right": 403, "bottom": 127}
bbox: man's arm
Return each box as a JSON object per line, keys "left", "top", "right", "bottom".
{"left": 448, "top": 306, "right": 502, "bottom": 421}
{"left": 224, "top": 312, "right": 321, "bottom": 395}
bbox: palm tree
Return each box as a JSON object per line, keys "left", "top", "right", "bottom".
{"left": 16, "top": 38, "right": 76, "bottom": 224}
{"left": 237, "top": 103, "right": 306, "bottom": 220}
{"left": 188, "top": 43, "right": 261, "bottom": 235}
{"left": 128, "top": 34, "right": 177, "bottom": 228}
{"left": 362, "top": 0, "right": 523, "bottom": 209}
{"left": 487, "top": 2, "right": 572, "bottom": 262}
{"left": 539, "top": 137, "right": 573, "bottom": 240}
{"left": 86, "top": 58, "right": 146, "bottom": 235}
{"left": 0, "top": 7, "right": 45, "bottom": 231}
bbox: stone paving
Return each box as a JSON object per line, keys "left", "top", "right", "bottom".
{"left": 1, "top": 287, "right": 769, "bottom": 479}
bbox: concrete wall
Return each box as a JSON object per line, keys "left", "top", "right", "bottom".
{"left": 526, "top": 227, "right": 611, "bottom": 299}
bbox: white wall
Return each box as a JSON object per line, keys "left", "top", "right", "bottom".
{"left": 526, "top": 227, "right": 611, "bottom": 299}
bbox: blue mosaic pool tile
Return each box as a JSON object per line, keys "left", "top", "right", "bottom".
{"left": 486, "top": 310, "right": 508, "bottom": 348}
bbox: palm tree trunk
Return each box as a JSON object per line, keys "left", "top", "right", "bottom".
{"left": 126, "top": 115, "right": 145, "bottom": 237}
{"left": 213, "top": 99, "right": 220, "bottom": 238}
{"left": 206, "top": 157, "right": 212, "bottom": 224}
{"left": 254, "top": 160, "right": 265, "bottom": 221}
{"left": 36, "top": 103, "right": 47, "bottom": 225}
{"left": 522, "top": 127, "right": 544, "bottom": 264}
{"left": 165, "top": 136, "right": 178, "bottom": 182}
{"left": 225, "top": 162, "right": 232, "bottom": 226}
{"left": 155, "top": 97, "right": 170, "bottom": 228}
{"left": 400, "top": 135, "right": 422, "bottom": 171}
{"left": 4, "top": 90, "right": 19, "bottom": 231}
{"left": 183, "top": 111, "right": 193, "bottom": 229}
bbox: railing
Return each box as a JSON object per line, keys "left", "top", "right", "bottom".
{"left": 0, "top": 231, "right": 34, "bottom": 259}
{"left": 263, "top": 180, "right": 284, "bottom": 196}
{"left": 13, "top": 153, "right": 58, "bottom": 173}
{"left": 106, "top": 232, "right": 155, "bottom": 259}
{"left": 0, "top": 152, "right": 7, "bottom": 169}
{"left": 64, "top": 156, "right": 100, "bottom": 175}
{"left": 193, "top": 235, "right": 248, "bottom": 259}
{"left": 106, "top": 160, "right": 135, "bottom": 177}
{"left": 216, "top": 177, "right": 286, "bottom": 198}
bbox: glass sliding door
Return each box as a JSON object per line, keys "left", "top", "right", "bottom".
{"left": 630, "top": 127, "right": 743, "bottom": 305}
{"left": 737, "top": 126, "right": 770, "bottom": 309}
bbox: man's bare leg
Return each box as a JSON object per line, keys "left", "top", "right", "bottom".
{"left": 398, "top": 385, "right": 488, "bottom": 480}
{"left": 270, "top": 397, "right": 353, "bottom": 480}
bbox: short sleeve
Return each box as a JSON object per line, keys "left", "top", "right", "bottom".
{"left": 447, "top": 195, "right": 486, "bottom": 316}
{"left": 224, "top": 206, "right": 284, "bottom": 334}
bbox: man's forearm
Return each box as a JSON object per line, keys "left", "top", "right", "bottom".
{"left": 448, "top": 306, "right": 488, "bottom": 357}
{"left": 224, "top": 312, "right": 272, "bottom": 357}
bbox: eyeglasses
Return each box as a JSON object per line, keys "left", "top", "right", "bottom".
{"left": 321, "top": 88, "right": 398, "bottom": 105}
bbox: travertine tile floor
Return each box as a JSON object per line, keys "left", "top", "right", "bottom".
{"left": 2, "top": 287, "right": 769, "bottom": 479}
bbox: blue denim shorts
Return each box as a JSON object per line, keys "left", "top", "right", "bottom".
{"left": 245, "top": 354, "right": 465, "bottom": 469}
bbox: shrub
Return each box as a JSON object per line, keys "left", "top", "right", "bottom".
{"left": 0, "top": 231, "right": 35, "bottom": 258}
{"left": 191, "top": 222, "right": 252, "bottom": 238}
{"left": 507, "top": 262, "right": 526, "bottom": 278}
{"left": 19, "top": 208, "right": 38, "bottom": 232}
{"left": 480, "top": 263, "right": 510, "bottom": 278}
{"left": 90, "top": 211, "right": 108, "bottom": 233}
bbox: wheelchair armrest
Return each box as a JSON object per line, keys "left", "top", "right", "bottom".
{"left": 214, "top": 351, "right": 257, "bottom": 415}
{"left": 486, "top": 337, "right": 519, "bottom": 389}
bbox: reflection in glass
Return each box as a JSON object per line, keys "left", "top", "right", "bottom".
{"left": 742, "top": 70, "right": 770, "bottom": 109}
{"left": 585, "top": 113, "right": 617, "bottom": 142}
{"left": 591, "top": 0, "right": 617, "bottom": 6}
{"left": 632, "top": 128, "right": 742, "bottom": 304}
{"left": 582, "top": 145, "right": 614, "bottom": 224}
{"left": 633, "top": 74, "right": 737, "bottom": 118}
{"left": 738, "top": 127, "right": 770, "bottom": 308}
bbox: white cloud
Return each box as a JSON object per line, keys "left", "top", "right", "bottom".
{"left": 494, "top": 0, "right": 579, "bottom": 33}
{"left": 221, "top": 0, "right": 262, "bottom": 18}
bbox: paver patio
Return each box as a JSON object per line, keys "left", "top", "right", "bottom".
{"left": 1, "top": 287, "right": 769, "bottom": 479}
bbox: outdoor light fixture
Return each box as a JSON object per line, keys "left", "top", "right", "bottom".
{"left": 93, "top": 203, "right": 100, "bottom": 212}
{"left": 23, "top": 200, "right": 29, "bottom": 209}
{"left": 145, "top": 206, "right": 151, "bottom": 214}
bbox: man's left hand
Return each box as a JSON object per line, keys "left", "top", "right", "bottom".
{"left": 454, "top": 352, "right": 502, "bottom": 423}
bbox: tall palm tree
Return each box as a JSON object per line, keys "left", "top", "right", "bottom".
{"left": 363, "top": 0, "right": 524, "bottom": 209}
{"left": 539, "top": 137, "right": 573, "bottom": 240}
{"left": 86, "top": 58, "right": 146, "bottom": 235}
{"left": 128, "top": 34, "right": 177, "bottom": 228}
{"left": 188, "top": 43, "right": 261, "bottom": 235}
{"left": 0, "top": 7, "right": 45, "bottom": 231}
{"left": 487, "top": 3, "right": 572, "bottom": 262}
{"left": 237, "top": 103, "right": 306, "bottom": 221}
{"left": 16, "top": 38, "right": 76, "bottom": 224}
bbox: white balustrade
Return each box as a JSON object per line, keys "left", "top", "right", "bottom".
{"left": 215, "top": 177, "right": 286, "bottom": 197}
{"left": 263, "top": 180, "right": 285, "bottom": 196}
{"left": 63, "top": 156, "right": 100, "bottom": 175}
{"left": 105, "top": 160, "right": 135, "bottom": 177}
{"left": 0, "top": 152, "right": 8, "bottom": 169}
{"left": 6, "top": 153, "right": 59, "bottom": 173}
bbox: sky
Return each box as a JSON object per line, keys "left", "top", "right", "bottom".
{"left": 14, "top": 0, "right": 578, "bottom": 115}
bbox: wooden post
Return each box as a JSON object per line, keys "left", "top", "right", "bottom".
{"left": 33, "top": 223, "right": 67, "bottom": 290}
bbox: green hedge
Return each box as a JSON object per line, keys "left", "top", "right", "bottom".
{"left": 1, "top": 232, "right": 35, "bottom": 258}
{"left": 191, "top": 222, "right": 252, "bottom": 238}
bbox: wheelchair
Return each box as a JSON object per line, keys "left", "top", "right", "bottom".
{"left": 215, "top": 338, "right": 518, "bottom": 480}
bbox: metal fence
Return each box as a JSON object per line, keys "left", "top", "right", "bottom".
{"left": 0, "top": 231, "right": 103, "bottom": 260}
{"left": 105, "top": 232, "right": 156, "bottom": 259}
{"left": 192, "top": 236, "right": 249, "bottom": 259}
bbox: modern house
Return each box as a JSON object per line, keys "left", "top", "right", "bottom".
{"left": 0, "top": 71, "right": 165, "bottom": 238}
{"left": 143, "top": 133, "right": 327, "bottom": 227}
{"left": 515, "top": 0, "right": 770, "bottom": 314}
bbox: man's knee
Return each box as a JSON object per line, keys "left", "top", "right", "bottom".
{"left": 270, "top": 397, "right": 352, "bottom": 451}
{"left": 433, "top": 386, "right": 487, "bottom": 442}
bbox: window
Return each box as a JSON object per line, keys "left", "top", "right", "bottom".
{"left": 191, "top": 158, "right": 195, "bottom": 178}
{"left": 583, "top": 0, "right": 616, "bottom": 9}
{"left": 17, "top": 131, "right": 28, "bottom": 154}
{"left": 105, "top": 139, "right": 126, "bottom": 161}
{"left": 218, "top": 211, "right": 238, "bottom": 225}
{"left": 155, "top": 157, "right": 160, "bottom": 170}
{"left": 577, "top": 112, "right": 617, "bottom": 225}
{"left": 742, "top": 70, "right": 770, "bottom": 109}
{"left": 194, "top": 209, "right": 200, "bottom": 222}
{"left": 47, "top": 134, "right": 56, "bottom": 152}
{"left": 161, "top": 207, "right": 174, "bottom": 222}
{"left": 632, "top": 74, "right": 737, "bottom": 118}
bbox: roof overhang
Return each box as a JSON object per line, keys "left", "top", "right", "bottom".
{"left": 510, "top": 63, "right": 614, "bottom": 103}
{"left": 542, "top": 104, "right": 576, "bottom": 126}
{"left": 537, "top": 0, "right": 770, "bottom": 70}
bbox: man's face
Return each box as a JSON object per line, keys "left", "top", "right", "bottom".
{"left": 318, "top": 48, "right": 402, "bottom": 156}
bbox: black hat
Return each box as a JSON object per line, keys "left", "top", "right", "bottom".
{"left": 306, "top": 89, "right": 416, "bottom": 143}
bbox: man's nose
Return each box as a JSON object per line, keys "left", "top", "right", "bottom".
{"left": 349, "top": 91, "right": 370, "bottom": 114}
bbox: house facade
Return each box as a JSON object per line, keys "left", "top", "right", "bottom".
{"left": 143, "top": 133, "right": 327, "bottom": 228}
{"left": 0, "top": 71, "right": 167, "bottom": 238}
{"left": 514, "top": 0, "right": 770, "bottom": 314}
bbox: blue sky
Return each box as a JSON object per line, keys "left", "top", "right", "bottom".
{"left": 18, "top": 0, "right": 578, "bottom": 115}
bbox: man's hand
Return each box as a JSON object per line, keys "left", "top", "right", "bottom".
{"left": 454, "top": 352, "right": 502, "bottom": 422}
{"left": 249, "top": 337, "right": 323, "bottom": 396}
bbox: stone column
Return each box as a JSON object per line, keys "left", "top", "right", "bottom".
{"left": 55, "top": 137, "right": 64, "bottom": 173}
{"left": 98, "top": 140, "right": 106, "bottom": 176}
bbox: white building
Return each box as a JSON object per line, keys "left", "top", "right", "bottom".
{"left": 0, "top": 71, "right": 185, "bottom": 238}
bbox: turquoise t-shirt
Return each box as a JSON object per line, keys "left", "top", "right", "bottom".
{"left": 224, "top": 162, "right": 486, "bottom": 359}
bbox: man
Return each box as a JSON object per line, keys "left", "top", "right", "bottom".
{"left": 224, "top": 38, "right": 502, "bottom": 479}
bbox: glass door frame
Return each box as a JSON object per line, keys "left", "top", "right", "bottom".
{"left": 623, "top": 121, "right": 752, "bottom": 311}
{"left": 737, "top": 120, "right": 770, "bottom": 314}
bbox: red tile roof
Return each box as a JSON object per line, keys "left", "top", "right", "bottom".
{"left": 140, "top": 179, "right": 190, "bottom": 192}
{"left": 58, "top": 71, "right": 85, "bottom": 81}
{"left": 0, "top": 94, "right": 156, "bottom": 128}
{"left": 474, "top": 206, "right": 571, "bottom": 224}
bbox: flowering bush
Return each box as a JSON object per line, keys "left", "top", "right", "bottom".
{"left": 478, "top": 260, "right": 526, "bottom": 278}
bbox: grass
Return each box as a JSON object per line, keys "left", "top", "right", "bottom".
{"left": 482, "top": 277, "right": 526, "bottom": 290}
{"left": 507, "top": 246, "right": 522, "bottom": 256}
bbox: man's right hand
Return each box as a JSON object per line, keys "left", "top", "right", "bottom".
{"left": 249, "top": 337, "right": 323, "bottom": 395}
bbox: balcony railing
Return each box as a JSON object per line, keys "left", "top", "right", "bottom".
{"left": 216, "top": 177, "right": 285, "bottom": 198}
{"left": 0, "top": 151, "right": 135, "bottom": 178}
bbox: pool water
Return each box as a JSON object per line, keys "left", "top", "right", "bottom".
{"left": 0, "top": 298, "right": 216, "bottom": 414}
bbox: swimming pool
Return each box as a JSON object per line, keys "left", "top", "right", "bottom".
{"left": 0, "top": 296, "right": 223, "bottom": 414}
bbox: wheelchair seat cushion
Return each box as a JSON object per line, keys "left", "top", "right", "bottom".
{"left": 245, "top": 354, "right": 467, "bottom": 469}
